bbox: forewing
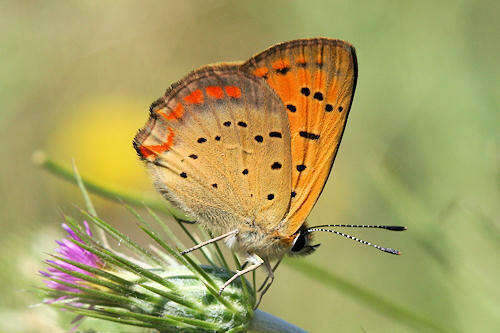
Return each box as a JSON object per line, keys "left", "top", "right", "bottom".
{"left": 241, "top": 38, "right": 358, "bottom": 236}
{"left": 134, "top": 65, "right": 292, "bottom": 233}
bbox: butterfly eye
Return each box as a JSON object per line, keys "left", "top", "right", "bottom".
{"left": 290, "top": 232, "right": 307, "bottom": 253}
{"left": 289, "top": 230, "right": 320, "bottom": 256}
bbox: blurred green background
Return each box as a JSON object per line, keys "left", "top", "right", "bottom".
{"left": 1, "top": 1, "right": 498, "bottom": 332}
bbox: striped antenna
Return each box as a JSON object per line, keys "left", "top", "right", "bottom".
{"left": 306, "top": 228, "right": 402, "bottom": 255}
{"left": 308, "top": 224, "right": 407, "bottom": 231}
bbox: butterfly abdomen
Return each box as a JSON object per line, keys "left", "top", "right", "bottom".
{"left": 224, "top": 227, "right": 293, "bottom": 260}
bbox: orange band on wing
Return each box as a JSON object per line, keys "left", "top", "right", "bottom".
{"left": 138, "top": 127, "right": 175, "bottom": 158}
{"left": 206, "top": 86, "right": 224, "bottom": 99}
{"left": 296, "top": 55, "right": 307, "bottom": 65}
{"left": 157, "top": 103, "right": 184, "bottom": 121}
{"left": 184, "top": 89, "right": 204, "bottom": 104}
{"left": 225, "top": 86, "right": 241, "bottom": 98}
{"left": 253, "top": 67, "right": 269, "bottom": 78}
{"left": 271, "top": 59, "right": 290, "bottom": 70}
{"left": 316, "top": 51, "right": 323, "bottom": 65}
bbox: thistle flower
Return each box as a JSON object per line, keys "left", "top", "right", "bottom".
{"left": 36, "top": 157, "right": 306, "bottom": 332}
{"left": 40, "top": 221, "right": 103, "bottom": 299}
{"left": 39, "top": 210, "right": 308, "bottom": 332}
{"left": 39, "top": 215, "right": 250, "bottom": 332}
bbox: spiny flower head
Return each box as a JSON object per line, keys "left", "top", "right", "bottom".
{"left": 39, "top": 212, "right": 255, "bottom": 332}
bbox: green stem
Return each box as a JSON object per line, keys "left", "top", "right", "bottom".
{"left": 32, "top": 151, "right": 190, "bottom": 221}
{"left": 249, "top": 310, "right": 307, "bottom": 333}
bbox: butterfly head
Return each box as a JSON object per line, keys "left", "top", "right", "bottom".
{"left": 288, "top": 224, "right": 321, "bottom": 256}
{"left": 289, "top": 223, "right": 407, "bottom": 256}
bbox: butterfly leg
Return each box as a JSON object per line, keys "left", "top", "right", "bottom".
{"left": 178, "top": 218, "right": 196, "bottom": 224}
{"left": 257, "top": 257, "right": 282, "bottom": 292}
{"left": 219, "top": 253, "right": 263, "bottom": 295}
{"left": 254, "top": 260, "right": 276, "bottom": 308}
{"left": 240, "top": 261, "right": 249, "bottom": 270}
{"left": 181, "top": 229, "right": 239, "bottom": 255}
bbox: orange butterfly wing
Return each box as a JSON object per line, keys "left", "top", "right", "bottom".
{"left": 241, "top": 38, "right": 358, "bottom": 237}
{"left": 134, "top": 65, "right": 293, "bottom": 235}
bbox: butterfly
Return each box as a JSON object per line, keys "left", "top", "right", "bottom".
{"left": 133, "top": 38, "right": 405, "bottom": 305}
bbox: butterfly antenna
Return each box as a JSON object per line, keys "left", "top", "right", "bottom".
{"left": 306, "top": 228, "right": 402, "bottom": 255}
{"left": 310, "top": 224, "right": 407, "bottom": 231}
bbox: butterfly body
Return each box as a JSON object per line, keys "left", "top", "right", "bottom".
{"left": 134, "top": 38, "right": 365, "bottom": 300}
{"left": 221, "top": 226, "right": 290, "bottom": 260}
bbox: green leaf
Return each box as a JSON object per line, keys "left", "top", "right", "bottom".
{"left": 51, "top": 304, "right": 176, "bottom": 330}
{"left": 138, "top": 283, "right": 203, "bottom": 313}
{"left": 100, "top": 307, "right": 221, "bottom": 331}
{"left": 145, "top": 205, "right": 186, "bottom": 250}
{"left": 48, "top": 254, "right": 133, "bottom": 286}
{"left": 62, "top": 214, "right": 96, "bottom": 245}
{"left": 139, "top": 225, "right": 239, "bottom": 314}
{"left": 68, "top": 238, "right": 180, "bottom": 292}
{"left": 72, "top": 159, "right": 98, "bottom": 218}
{"left": 123, "top": 203, "right": 153, "bottom": 229}
{"left": 44, "top": 260, "right": 161, "bottom": 304}
{"left": 80, "top": 209, "right": 163, "bottom": 266}
{"left": 174, "top": 218, "right": 216, "bottom": 266}
{"left": 35, "top": 152, "right": 191, "bottom": 221}
{"left": 139, "top": 225, "right": 217, "bottom": 290}
{"left": 205, "top": 229, "right": 230, "bottom": 270}
{"left": 43, "top": 277, "right": 136, "bottom": 306}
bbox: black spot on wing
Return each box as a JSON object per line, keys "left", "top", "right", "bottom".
{"left": 271, "top": 162, "right": 282, "bottom": 170}
{"left": 296, "top": 165, "right": 306, "bottom": 172}
{"left": 313, "top": 92, "right": 323, "bottom": 101}
{"left": 276, "top": 67, "right": 290, "bottom": 75}
{"left": 299, "top": 131, "right": 320, "bottom": 140}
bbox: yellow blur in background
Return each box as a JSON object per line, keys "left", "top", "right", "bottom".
{"left": 0, "top": 1, "right": 498, "bottom": 332}
{"left": 47, "top": 96, "right": 149, "bottom": 190}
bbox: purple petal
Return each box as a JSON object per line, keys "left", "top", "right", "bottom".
{"left": 39, "top": 270, "right": 51, "bottom": 277}
{"left": 83, "top": 221, "right": 93, "bottom": 237}
{"left": 41, "top": 221, "right": 102, "bottom": 299}
{"left": 61, "top": 223, "right": 83, "bottom": 243}
{"left": 44, "top": 296, "right": 68, "bottom": 304}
